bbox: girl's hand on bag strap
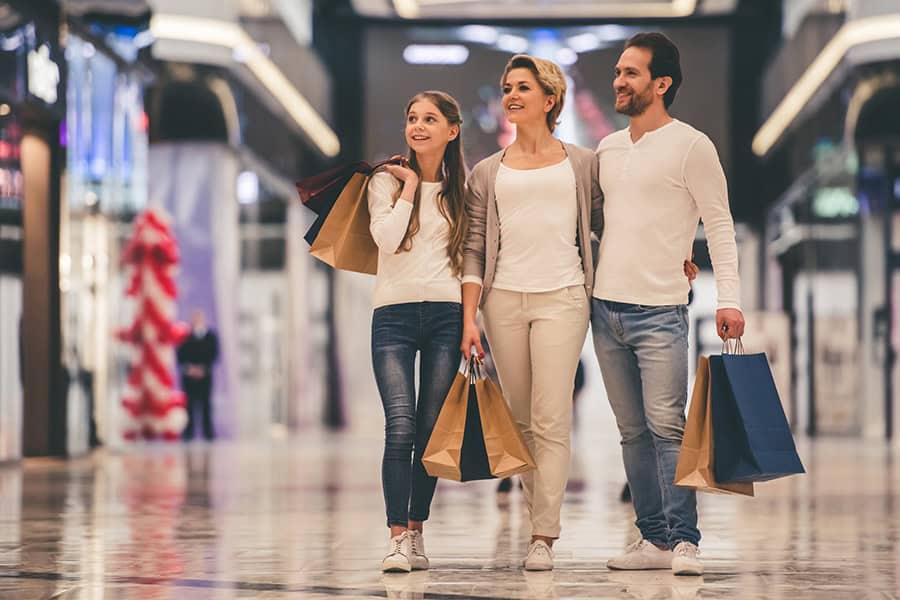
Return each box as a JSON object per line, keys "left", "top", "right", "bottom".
{"left": 383, "top": 164, "right": 418, "bottom": 185}
{"left": 387, "top": 154, "right": 410, "bottom": 167}
{"left": 383, "top": 164, "right": 419, "bottom": 204}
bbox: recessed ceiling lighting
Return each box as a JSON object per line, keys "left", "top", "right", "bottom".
{"left": 753, "top": 13, "right": 900, "bottom": 157}
{"left": 392, "top": 0, "right": 697, "bottom": 19}
{"left": 403, "top": 44, "right": 470, "bottom": 65}
{"left": 150, "top": 14, "right": 340, "bottom": 158}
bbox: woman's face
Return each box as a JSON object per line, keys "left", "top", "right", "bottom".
{"left": 502, "top": 67, "right": 554, "bottom": 129}
{"left": 405, "top": 99, "right": 458, "bottom": 157}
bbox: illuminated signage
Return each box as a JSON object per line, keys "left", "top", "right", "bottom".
{"left": 27, "top": 44, "right": 60, "bottom": 105}
{"left": 812, "top": 187, "right": 859, "bottom": 219}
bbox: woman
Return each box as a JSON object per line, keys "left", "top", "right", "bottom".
{"left": 368, "top": 91, "right": 468, "bottom": 573}
{"left": 459, "top": 54, "right": 603, "bottom": 571}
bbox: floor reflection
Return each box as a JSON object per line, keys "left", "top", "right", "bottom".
{"left": 0, "top": 432, "right": 897, "bottom": 598}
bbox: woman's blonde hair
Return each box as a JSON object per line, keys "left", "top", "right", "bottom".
{"left": 500, "top": 54, "right": 567, "bottom": 132}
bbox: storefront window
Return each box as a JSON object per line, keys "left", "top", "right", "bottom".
{"left": 767, "top": 139, "right": 862, "bottom": 436}
{"left": 61, "top": 31, "right": 148, "bottom": 452}
{"left": 0, "top": 110, "right": 23, "bottom": 461}
{"left": 0, "top": 4, "right": 64, "bottom": 459}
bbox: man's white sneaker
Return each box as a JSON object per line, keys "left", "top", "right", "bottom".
{"left": 382, "top": 532, "right": 412, "bottom": 573}
{"left": 671, "top": 541, "right": 703, "bottom": 576}
{"left": 523, "top": 540, "right": 554, "bottom": 571}
{"left": 407, "top": 530, "right": 429, "bottom": 570}
{"left": 607, "top": 539, "right": 673, "bottom": 570}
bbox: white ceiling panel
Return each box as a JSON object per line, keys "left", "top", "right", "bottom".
{"left": 350, "top": 0, "right": 738, "bottom": 19}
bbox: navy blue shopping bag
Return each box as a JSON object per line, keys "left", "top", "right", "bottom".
{"left": 709, "top": 350, "right": 805, "bottom": 483}
{"left": 459, "top": 376, "right": 494, "bottom": 482}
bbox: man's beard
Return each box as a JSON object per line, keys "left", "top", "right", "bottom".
{"left": 615, "top": 85, "right": 654, "bottom": 116}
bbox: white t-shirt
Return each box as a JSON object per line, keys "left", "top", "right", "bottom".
{"left": 367, "top": 172, "right": 461, "bottom": 309}
{"left": 593, "top": 119, "right": 740, "bottom": 310}
{"left": 491, "top": 158, "right": 585, "bottom": 293}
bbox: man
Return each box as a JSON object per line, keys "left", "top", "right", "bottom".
{"left": 591, "top": 32, "right": 744, "bottom": 576}
{"left": 177, "top": 309, "right": 219, "bottom": 441}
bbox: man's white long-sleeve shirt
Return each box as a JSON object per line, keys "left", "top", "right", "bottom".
{"left": 593, "top": 119, "right": 741, "bottom": 310}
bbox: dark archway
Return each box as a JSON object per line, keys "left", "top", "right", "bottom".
{"left": 148, "top": 78, "right": 229, "bottom": 143}
{"left": 854, "top": 76, "right": 900, "bottom": 146}
{"left": 852, "top": 74, "right": 900, "bottom": 441}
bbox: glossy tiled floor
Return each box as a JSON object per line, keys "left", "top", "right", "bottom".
{"left": 1, "top": 427, "right": 898, "bottom": 599}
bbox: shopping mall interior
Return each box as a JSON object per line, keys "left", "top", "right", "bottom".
{"left": 0, "top": 0, "right": 899, "bottom": 597}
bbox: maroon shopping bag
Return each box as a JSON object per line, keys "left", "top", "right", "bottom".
{"left": 296, "top": 157, "right": 407, "bottom": 246}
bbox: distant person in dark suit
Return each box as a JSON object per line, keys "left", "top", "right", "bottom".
{"left": 177, "top": 309, "right": 219, "bottom": 441}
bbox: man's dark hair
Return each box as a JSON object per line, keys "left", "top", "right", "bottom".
{"left": 624, "top": 32, "right": 682, "bottom": 109}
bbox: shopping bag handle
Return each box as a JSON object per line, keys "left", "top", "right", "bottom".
{"left": 379, "top": 155, "right": 410, "bottom": 170}
{"left": 457, "top": 354, "right": 487, "bottom": 382}
{"left": 722, "top": 337, "right": 745, "bottom": 355}
{"left": 367, "top": 155, "right": 411, "bottom": 181}
{"left": 471, "top": 356, "right": 486, "bottom": 382}
{"left": 295, "top": 156, "right": 409, "bottom": 203}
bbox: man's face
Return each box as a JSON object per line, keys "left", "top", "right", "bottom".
{"left": 613, "top": 46, "right": 657, "bottom": 116}
{"left": 191, "top": 310, "right": 206, "bottom": 330}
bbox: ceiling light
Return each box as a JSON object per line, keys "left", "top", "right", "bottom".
{"left": 237, "top": 170, "right": 260, "bottom": 204}
{"left": 458, "top": 25, "right": 499, "bottom": 45}
{"left": 753, "top": 14, "right": 900, "bottom": 157}
{"left": 403, "top": 44, "right": 469, "bottom": 65}
{"left": 566, "top": 33, "right": 601, "bottom": 53}
{"left": 392, "top": 0, "right": 419, "bottom": 18}
{"left": 133, "top": 29, "right": 155, "bottom": 49}
{"left": 556, "top": 48, "right": 578, "bottom": 66}
{"left": 496, "top": 34, "right": 529, "bottom": 54}
{"left": 390, "top": 0, "right": 696, "bottom": 19}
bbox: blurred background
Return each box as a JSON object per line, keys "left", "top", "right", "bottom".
{"left": 0, "top": 0, "right": 898, "bottom": 459}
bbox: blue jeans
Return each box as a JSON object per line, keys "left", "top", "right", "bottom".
{"left": 371, "top": 301, "right": 462, "bottom": 528}
{"left": 590, "top": 299, "right": 699, "bottom": 547}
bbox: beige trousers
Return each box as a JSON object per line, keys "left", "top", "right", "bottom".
{"left": 482, "top": 285, "right": 590, "bottom": 538}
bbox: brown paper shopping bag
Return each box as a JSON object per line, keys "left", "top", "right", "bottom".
{"left": 422, "top": 358, "right": 536, "bottom": 481}
{"left": 421, "top": 363, "right": 469, "bottom": 481}
{"left": 473, "top": 361, "right": 536, "bottom": 479}
{"left": 674, "top": 356, "right": 754, "bottom": 497}
{"left": 308, "top": 171, "right": 378, "bottom": 275}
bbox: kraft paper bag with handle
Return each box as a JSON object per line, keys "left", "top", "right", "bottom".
{"left": 296, "top": 157, "right": 406, "bottom": 274}
{"left": 423, "top": 358, "right": 536, "bottom": 481}
{"left": 472, "top": 360, "right": 536, "bottom": 479}
{"left": 675, "top": 355, "right": 755, "bottom": 497}
{"left": 308, "top": 170, "right": 379, "bottom": 275}
{"left": 421, "top": 359, "right": 470, "bottom": 481}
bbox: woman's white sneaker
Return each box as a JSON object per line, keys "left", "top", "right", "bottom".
{"left": 523, "top": 540, "right": 554, "bottom": 571}
{"left": 407, "top": 530, "right": 430, "bottom": 570}
{"left": 382, "top": 532, "right": 412, "bottom": 573}
{"left": 607, "top": 539, "right": 673, "bottom": 570}
{"left": 671, "top": 541, "right": 703, "bottom": 576}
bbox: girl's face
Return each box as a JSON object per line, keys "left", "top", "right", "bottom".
{"left": 502, "top": 67, "right": 555, "bottom": 128}
{"left": 405, "top": 99, "right": 459, "bottom": 157}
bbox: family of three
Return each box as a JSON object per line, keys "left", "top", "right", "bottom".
{"left": 365, "top": 32, "right": 745, "bottom": 577}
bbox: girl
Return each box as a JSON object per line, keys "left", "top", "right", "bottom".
{"left": 367, "top": 90, "right": 467, "bottom": 573}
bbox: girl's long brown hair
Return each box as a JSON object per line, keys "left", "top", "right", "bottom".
{"left": 396, "top": 91, "right": 468, "bottom": 276}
